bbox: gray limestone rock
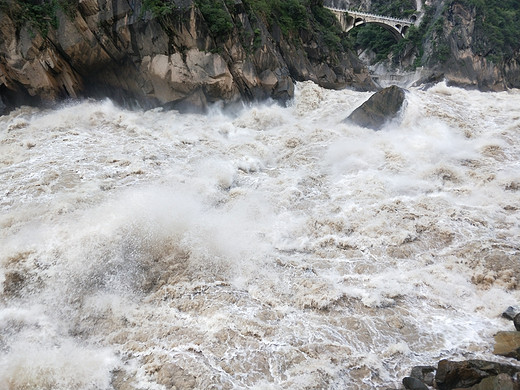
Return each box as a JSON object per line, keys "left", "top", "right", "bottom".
{"left": 345, "top": 85, "right": 406, "bottom": 130}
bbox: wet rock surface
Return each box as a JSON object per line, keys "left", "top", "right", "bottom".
{"left": 345, "top": 85, "right": 406, "bottom": 130}
{"left": 435, "top": 359, "right": 520, "bottom": 390}
{"left": 403, "top": 376, "right": 430, "bottom": 390}
{"left": 494, "top": 332, "right": 520, "bottom": 361}
{"left": 410, "top": 365, "right": 436, "bottom": 387}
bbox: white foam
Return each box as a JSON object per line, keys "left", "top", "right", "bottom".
{"left": 1, "top": 83, "right": 520, "bottom": 389}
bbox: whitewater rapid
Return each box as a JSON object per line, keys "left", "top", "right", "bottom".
{"left": 0, "top": 82, "right": 519, "bottom": 389}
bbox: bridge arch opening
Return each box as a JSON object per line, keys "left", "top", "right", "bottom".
{"left": 354, "top": 17, "right": 364, "bottom": 26}
{"left": 349, "top": 21, "right": 403, "bottom": 42}
{"left": 349, "top": 23, "right": 401, "bottom": 63}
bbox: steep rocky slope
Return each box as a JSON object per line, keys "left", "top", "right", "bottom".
{"left": 415, "top": 0, "right": 520, "bottom": 90}
{"left": 0, "top": 0, "right": 373, "bottom": 112}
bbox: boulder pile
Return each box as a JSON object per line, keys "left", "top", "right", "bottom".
{"left": 402, "top": 306, "right": 520, "bottom": 390}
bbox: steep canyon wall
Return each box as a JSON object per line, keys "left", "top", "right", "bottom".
{"left": 0, "top": 0, "right": 373, "bottom": 112}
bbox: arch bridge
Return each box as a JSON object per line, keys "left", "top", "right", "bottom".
{"left": 325, "top": 7, "right": 416, "bottom": 41}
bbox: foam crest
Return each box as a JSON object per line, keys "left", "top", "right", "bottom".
{"left": 0, "top": 339, "right": 117, "bottom": 390}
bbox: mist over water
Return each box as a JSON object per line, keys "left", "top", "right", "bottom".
{"left": 1, "top": 82, "right": 519, "bottom": 389}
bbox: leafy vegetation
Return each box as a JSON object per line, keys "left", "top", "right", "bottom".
{"left": 194, "top": 0, "right": 234, "bottom": 38}
{"left": 393, "top": 4, "right": 436, "bottom": 67}
{"left": 241, "top": 0, "right": 348, "bottom": 51}
{"left": 310, "top": 2, "right": 349, "bottom": 50}
{"left": 456, "top": 0, "right": 520, "bottom": 62}
{"left": 243, "top": 0, "right": 308, "bottom": 36}
{"left": 361, "top": 0, "right": 416, "bottom": 18}
{"left": 350, "top": 25, "right": 396, "bottom": 64}
{"left": 359, "top": 0, "right": 520, "bottom": 67}
{"left": 142, "top": 0, "right": 178, "bottom": 17}
{"left": 0, "top": 0, "right": 78, "bottom": 36}
{"left": 347, "top": 0, "right": 426, "bottom": 66}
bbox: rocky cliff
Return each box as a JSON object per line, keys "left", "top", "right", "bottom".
{"left": 0, "top": 0, "right": 374, "bottom": 112}
{"left": 423, "top": 0, "right": 520, "bottom": 91}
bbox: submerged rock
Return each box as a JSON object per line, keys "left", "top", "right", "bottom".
{"left": 344, "top": 85, "right": 406, "bottom": 130}
{"left": 494, "top": 331, "right": 520, "bottom": 360}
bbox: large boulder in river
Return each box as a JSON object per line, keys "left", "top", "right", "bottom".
{"left": 345, "top": 85, "right": 406, "bottom": 130}
{"left": 494, "top": 331, "right": 520, "bottom": 360}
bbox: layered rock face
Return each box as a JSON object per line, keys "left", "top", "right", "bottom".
{"left": 0, "top": 0, "right": 373, "bottom": 111}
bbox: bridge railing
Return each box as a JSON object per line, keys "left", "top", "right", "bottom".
{"left": 324, "top": 6, "right": 414, "bottom": 24}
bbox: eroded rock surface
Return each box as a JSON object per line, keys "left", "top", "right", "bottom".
{"left": 345, "top": 85, "right": 405, "bottom": 130}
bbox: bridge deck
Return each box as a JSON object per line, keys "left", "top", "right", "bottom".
{"left": 324, "top": 7, "right": 414, "bottom": 25}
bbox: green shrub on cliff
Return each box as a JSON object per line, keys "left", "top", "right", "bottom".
{"left": 311, "top": 2, "right": 348, "bottom": 50}
{"left": 457, "top": 0, "right": 520, "bottom": 61}
{"left": 243, "top": 0, "right": 307, "bottom": 35}
{"left": 142, "top": 0, "right": 178, "bottom": 17}
{"left": 350, "top": 25, "right": 396, "bottom": 64}
{"left": 347, "top": 0, "right": 428, "bottom": 67}
{"left": 195, "top": 0, "right": 234, "bottom": 38}
{"left": 191, "top": 0, "right": 347, "bottom": 52}
{"left": 0, "top": 0, "right": 79, "bottom": 36}
{"left": 369, "top": 0, "right": 417, "bottom": 18}
{"left": 242, "top": 0, "right": 347, "bottom": 51}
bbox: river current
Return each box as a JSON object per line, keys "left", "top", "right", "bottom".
{"left": 0, "top": 82, "right": 519, "bottom": 389}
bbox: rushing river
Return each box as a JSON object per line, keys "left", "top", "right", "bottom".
{"left": 0, "top": 82, "right": 519, "bottom": 389}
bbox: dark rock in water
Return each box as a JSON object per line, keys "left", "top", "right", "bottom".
{"left": 515, "top": 313, "right": 520, "bottom": 331}
{"left": 502, "top": 306, "right": 520, "bottom": 321}
{"left": 435, "top": 359, "right": 520, "bottom": 390}
{"left": 411, "top": 365, "right": 436, "bottom": 386}
{"left": 0, "top": 95, "right": 6, "bottom": 116}
{"left": 494, "top": 331, "right": 520, "bottom": 360}
{"left": 345, "top": 85, "right": 406, "bottom": 130}
{"left": 413, "top": 72, "right": 445, "bottom": 90}
{"left": 403, "top": 376, "right": 429, "bottom": 390}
